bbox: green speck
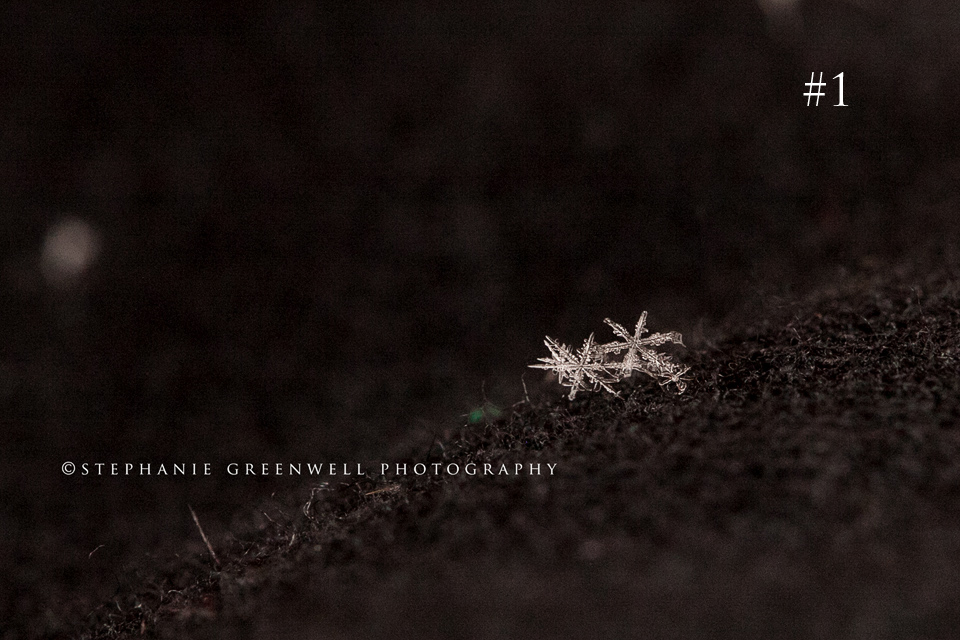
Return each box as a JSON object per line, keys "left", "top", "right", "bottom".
{"left": 468, "top": 403, "right": 503, "bottom": 424}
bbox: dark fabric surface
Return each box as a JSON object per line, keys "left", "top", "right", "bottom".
{"left": 61, "top": 260, "right": 960, "bottom": 639}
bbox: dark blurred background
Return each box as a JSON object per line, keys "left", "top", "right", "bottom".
{"left": 3, "top": 1, "right": 960, "bottom": 635}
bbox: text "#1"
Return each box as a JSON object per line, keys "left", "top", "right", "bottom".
{"left": 804, "top": 72, "right": 848, "bottom": 107}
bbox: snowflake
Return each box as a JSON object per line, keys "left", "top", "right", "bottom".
{"left": 530, "top": 312, "right": 689, "bottom": 398}
{"left": 600, "top": 312, "right": 684, "bottom": 373}
{"left": 654, "top": 360, "right": 691, "bottom": 394}
{"left": 528, "top": 333, "right": 619, "bottom": 400}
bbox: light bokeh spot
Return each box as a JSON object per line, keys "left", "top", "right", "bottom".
{"left": 40, "top": 218, "right": 101, "bottom": 287}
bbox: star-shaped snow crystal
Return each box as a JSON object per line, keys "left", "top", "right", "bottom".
{"left": 655, "top": 361, "right": 691, "bottom": 394}
{"left": 529, "top": 332, "right": 618, "bottom": 400}
{"left": 600, "top": 312, "right": 684, "bottom": 377}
